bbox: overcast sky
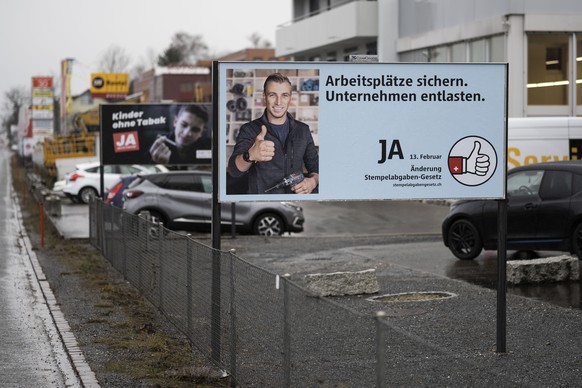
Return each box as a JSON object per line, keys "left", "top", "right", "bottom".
{"left": 0, "top": 0, "right": 291, "bottom": 98}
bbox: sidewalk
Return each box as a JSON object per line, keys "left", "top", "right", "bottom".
{"left": 10, "top": 196, "right": 98, "bottom": 387}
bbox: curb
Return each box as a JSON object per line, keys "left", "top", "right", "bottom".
{"left": 12, "top": 189, "right": 100, "bottom": 388}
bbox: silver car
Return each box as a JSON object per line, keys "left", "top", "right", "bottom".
{"left": 122, "top": 170, "right": 305, "bottom": 236}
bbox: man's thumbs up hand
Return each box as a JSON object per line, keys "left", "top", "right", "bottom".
{"left": 256, "top": 125, "right": 267, "bottom": 141}
{"left": 249, "top": 125, "right": 275, "bottom": 162}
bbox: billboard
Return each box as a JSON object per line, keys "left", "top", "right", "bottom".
{"left": 100, "top": 103, "right": 212, "bottom": 166}
{"left": 31, "top": 76, "right": 54, "bottom": 137}
{"left": 91, "top": 73, "right": 129, "bottom": 99}
{"left": 217, "top": 62, "right": 507, "bottom": 202}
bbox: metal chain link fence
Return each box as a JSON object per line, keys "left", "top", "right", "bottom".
{"left": 89, "top": 200, "right": 517, "bottom": 387}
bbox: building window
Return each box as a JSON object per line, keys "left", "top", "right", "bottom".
{"left": 577, "top": 33, "right": 582, "bottom": 113}
{"left": 309, "top": 0, "right": 320, "bottom": 16}
{"left": 366, "top": 41, "right": 378, "bottom": 55}
{"left": 343, "top": 46, "right": 358, "bottom": 61}
{"left": 431, "top": 46, "right": 448, "bottom": 63}
{"left": 527, "top": 33, "right": 569, "bottom": 106}
{"left": 490, "top": 35, "right": 506, "bottom": 62}
{"left": 469, "top": 39, "right": 486, "bottom": 62}
{"left": 399, "top": 50, "right": 423, "bottom": 62}
{"left": 326, "top": 51, "right": 337, "bottom": 61}
{"left": 180, "top": 83, "right": 193, "bottom": 92}
{"left": 451, "top": 42, "right": 466, "bottom": 62}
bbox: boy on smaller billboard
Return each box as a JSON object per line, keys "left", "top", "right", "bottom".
{"left": 101, "top": 103, "right": 212, "bottom": 166}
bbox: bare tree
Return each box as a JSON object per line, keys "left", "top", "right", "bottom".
{"left": 1, "top": 86, "right": 27, "bottom": 141}
{"left": 248, "top": 32, "right": 272, "bottom": 48}
{"left": 157, "top": 32, "right": 208, "bottom": 66}
{"left": 98, "top": 45, "right": 132, "bottom": 73}
{"left": 131, "top": 48, "right": 159, "bottom": 79}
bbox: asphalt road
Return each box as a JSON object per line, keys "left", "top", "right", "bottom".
{"left": 227, "top": 199, "right": 582, "bottom": 310}
{"left": 297, "top": 199, "right": 450, "bottom": 236}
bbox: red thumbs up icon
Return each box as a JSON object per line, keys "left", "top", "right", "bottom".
{"left": 448, "top": 136, "right": 497, "bottom": 186}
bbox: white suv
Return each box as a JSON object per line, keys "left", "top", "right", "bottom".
{"left": 63, "top": 162, "right": 159, "bottom": 204}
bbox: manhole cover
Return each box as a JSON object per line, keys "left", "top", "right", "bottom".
{"left": 368, "top": 291, "right": 457, "bottom": 303}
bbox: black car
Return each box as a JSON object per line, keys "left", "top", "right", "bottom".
{"left": 442, "top": 160, "right": 582, "bottom": 260}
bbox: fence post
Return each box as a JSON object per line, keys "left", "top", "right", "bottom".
{"left": 211, "top": 249, "right": 222, "bottom": 364}
{"left": 107, "top": 202, "right": 113, "bottom": 259}
{"left": 121, "top": 207, "right": 127, "bottom": 278}
{"left": 186, "top": 235, "right": 193, "bottom": 340}
{"left": 229, "top": 249, "right": 237, "bottom": 387}
{"left": 99, "top": 200, "right": 104, "bottom": 252}
{"left": 138, "top": 214, "right": 144, "bottom": 291}
{"left": 376, "top": 311, "right": 386, "bottom": 388}
{"left": 158, "top": 222, "right": 164, "bottom": 309}
{"left": 282, "top": 274, "right": 291, "bottom": 387}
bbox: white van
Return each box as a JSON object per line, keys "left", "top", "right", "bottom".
{"left": 507, "top": 117, "right": 582, "bottom": 170}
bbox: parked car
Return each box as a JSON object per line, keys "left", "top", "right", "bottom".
{"left": 63, "top": 162, "right": 163, "bottom": 204}
{"left": 442, "top": 160, "right": 582, "bottom": 260}
{"left": 104, "top": 165, "right": 170, "bottom": 207}
{"left": 105, "top": 175, "right": 140, "bottom": 208}
{"left": 122, "top": 170, "right": 305, "bottom": 236}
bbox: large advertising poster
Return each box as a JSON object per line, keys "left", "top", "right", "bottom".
{"left": 217, "top": 62, "right": 507, "bottom": 202}
{"left": 101, "top": 103, "right": 212, "bottom": 166}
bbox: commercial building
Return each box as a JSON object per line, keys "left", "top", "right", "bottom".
{"left": 131, "top": 65, "right": 211, "bottom": 103}
{"left": 276, "top": 0, "right": 582, "bottom": 117}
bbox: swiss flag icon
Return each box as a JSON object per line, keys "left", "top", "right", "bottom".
{"left": 113, "top": 131, "right": 140, "bottom": 153}
{"left": 448, "top": 156, "right": 463, "bottom": 175}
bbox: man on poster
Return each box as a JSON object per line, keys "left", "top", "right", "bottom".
{"left": 149, "top": 104, "right": 211, "bottom": 165}
{"left": 228, "top": 73, "right": 319, "bottom": 194}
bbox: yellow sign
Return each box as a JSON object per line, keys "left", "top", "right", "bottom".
{"left": 90, "top": 73, "right": 129, "bottom": 98}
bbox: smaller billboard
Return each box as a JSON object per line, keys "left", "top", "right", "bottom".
{"left": 101, "top": 104, "right": 212, "bottom": 166}
{"left": 91, "top": 73, "right": 129, "bottom": 99}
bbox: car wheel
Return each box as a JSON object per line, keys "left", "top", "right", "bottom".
{"left": 78, "top": 187, "right": 98, "bottom": 204}
{"left": 447, "top": 219, "right": 482, "bottom": 260}
{"left": 571, "top": 223, "right": 582, "bottom": 260}
{"left": 254, "top": 213, "right": 284, "bottom": 236}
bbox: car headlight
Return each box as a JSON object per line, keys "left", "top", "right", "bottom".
{"left": 281, "top": 202, "right": 302, "bottom": 212}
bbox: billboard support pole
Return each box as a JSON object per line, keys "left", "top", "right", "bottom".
{"left": 211, "top": 65, "right": 221, "bottom": 251}
{"left": 496, "top": 199, "right": 507, "bottom": 353}
{"left": 497, "top": 70, "right": 509, "bottom": 353}
{"left": 210, "top": 61, "right": 222, "bottom": 363}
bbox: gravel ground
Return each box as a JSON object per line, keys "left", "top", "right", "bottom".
{"left": 218, "top": 234, "right": 582, "bottom": 387}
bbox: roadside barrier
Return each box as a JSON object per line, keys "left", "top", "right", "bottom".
{"left": 88, "top": 200, "right": 511, "bottom": 387}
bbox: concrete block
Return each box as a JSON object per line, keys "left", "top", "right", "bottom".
{"left": 304, "top": 268, "right": 379, "bottom": 296}
{"left": 507, "top": 255, "right": 579, "bottom": 285}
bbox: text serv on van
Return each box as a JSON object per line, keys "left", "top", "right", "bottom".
{"left": 508, "top": 117, "right": 582, "bottom": 169}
